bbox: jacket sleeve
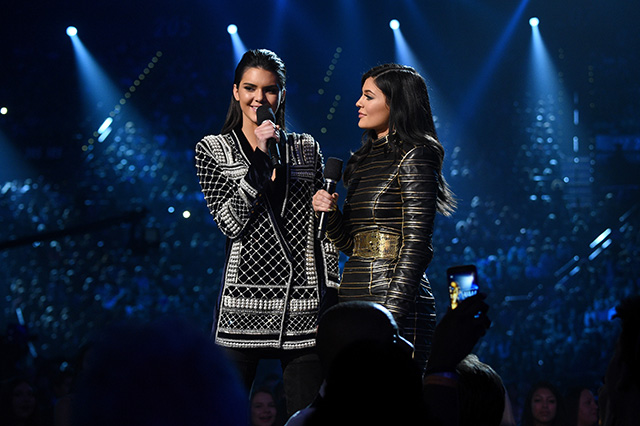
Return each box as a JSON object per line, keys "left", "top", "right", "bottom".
{"left": 195, "top": 135, "right": 272, "bottom": 238}
{"left": 309, "top": 136, "right": 341, "bottom": 291}
{"left": 384, "top": 145, "right": 438, "bottom": 324}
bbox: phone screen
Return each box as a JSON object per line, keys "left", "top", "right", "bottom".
{"left": 447, "top": 265, "right": 479, "bottom": 309}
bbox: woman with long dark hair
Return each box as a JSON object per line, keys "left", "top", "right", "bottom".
{"left": 521, "top": 381, "right": 567, "bottom": 426}
{"left": 195, "top": 49, "right": 339, "bottom": 416}
{"left": 312, "top": 63, "right": 455, "bottom": 373}
{"left": 564, "top": 387, "right": 597, "bottom": 426}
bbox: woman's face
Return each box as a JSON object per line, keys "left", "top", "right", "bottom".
{"left": 12, "top": 381, "right": 36, "bottom": 420}
{"left": 531, "top": 387, "right": 557, "bottom": 425}
{"left": 356, "top": 77, "right": 390, "bottom": 138}
{"left": 250, "top": 391, "right": 277, "bottom": 426}
{"left": 577, "top": 389, "right": 598, "bottom": 426}
{"left": 233, "top": 67, "right": 283, "bottom": 128}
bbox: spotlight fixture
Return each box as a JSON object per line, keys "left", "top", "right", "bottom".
{"left": 66, "top": 26, "right": 78, "bottom": 37}
{"left": 227, "top": 24, "right": 238, "bottom": 35}
{"left": 389, "top": 19, "right": 400, "bottom": 30}
{"left": 529, "top": 17, "right": 539, "bottom": 27}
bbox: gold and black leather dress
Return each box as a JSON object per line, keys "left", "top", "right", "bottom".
{"left": 326, "top": 135, "right": 438, "bottom": 371}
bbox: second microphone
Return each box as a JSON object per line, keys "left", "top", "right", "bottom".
{"left": 317, "top": 157, "right": 344, "bottom": 240}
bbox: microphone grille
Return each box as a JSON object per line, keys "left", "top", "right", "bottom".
{"left": 324, "top": 157, "right": 343, "bottom": 182}
{"left": 256, "top": 105, "right": 275, "bottom": 125}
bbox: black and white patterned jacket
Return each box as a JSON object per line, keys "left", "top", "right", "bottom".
{"left": 195, "top": 128, "right": 340, "bottom": 350}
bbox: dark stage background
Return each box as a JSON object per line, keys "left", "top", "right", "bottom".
{"left": 1, "top": 0, "right": 639, "bottom": 417}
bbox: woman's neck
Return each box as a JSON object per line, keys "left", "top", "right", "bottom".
{"left": 376, "top": 129, "right": 389, "bottom": 139}
{"left": 242, "top": 121, "right": 259, "bottom": 151}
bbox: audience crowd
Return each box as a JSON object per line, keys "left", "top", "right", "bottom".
{"left": 1, "top": 21, "right": 639, "bottom": 424}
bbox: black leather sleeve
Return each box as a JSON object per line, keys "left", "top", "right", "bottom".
{"left": 383, "top": 146, "right": 438, "bottom": 324}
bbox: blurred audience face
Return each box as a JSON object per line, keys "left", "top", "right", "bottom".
{"left": 12, "top": 381, "right": 36, "bottom": 420}
{"left": 250, "top": 391, "right": 277, "bottom": 426}
{"left": 531, "top": 387, "right": 557, "bottom": 425}
{"left": 577, "top": 389, "right": 598, "bottom": 426}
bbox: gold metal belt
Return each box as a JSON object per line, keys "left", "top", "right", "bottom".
{"left": 352, "top": 230, "right": 401, "bottom": 259}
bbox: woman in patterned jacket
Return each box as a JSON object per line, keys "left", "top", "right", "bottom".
{"left": 195, "top": 49, "right": 339, "bottom": 415}
{"left": 312, "top": 64, "right": 456, "bottom": 374}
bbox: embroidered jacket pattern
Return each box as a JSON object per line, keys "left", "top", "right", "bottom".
{"left": 195, "top": 129, "right": 339, "bottom": 350}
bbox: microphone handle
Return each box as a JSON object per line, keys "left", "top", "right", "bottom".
{"left": 316, "top": 180, "right": 337, "bottom": 240}
{"left": 268, "top": 137, "right": 283, "bottom": 169}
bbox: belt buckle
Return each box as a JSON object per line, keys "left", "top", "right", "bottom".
{"left": 354, "top": 230, "right": 398, "bottom": 259}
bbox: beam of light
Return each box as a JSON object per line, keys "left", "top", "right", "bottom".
{"left": 69, "top": 32, "right": 122, "bottom": 129}
{"left": 619, "top": 205, "right": 637, "bottom": 222}
{"left": 590, "top": 228, "right": 611, "bottom": 249}
{"left": 589, "top": 239, "right": 612, "bottom": 261}
{"left": 390, "top": 28, "right": 425, "bottom": 87}
{"left": 555, "top": 275, "right": 569, "bottom": 288}
{"left": 458, "top": 0, "right": 531, "bottom": 126}
{"left": 526, "top": 10, "right": 578, "bottom": 161}
{"left": 228, "top": 24, "right": 247, "bottom": 64}
{"left": 589, "top": 248, "right": 603, "bottom": 260}
{"left": 97, "top": 117, "right": 113, "bottom": 134}
{"left": 97, "top": 127, "right": 112, "bottom": 142}
{"left": 391, "top": 25, "right": 426, "bottom": 80}
{"left": 528, "top": 18, "right": 557, "bottom": 96}
{"left": 390, "top": 23, "right": 450, "bottom": 142}
{"left": 554, "top": 255, "right": 580, "bottom": 278}
{"left": 80, "top": 52, "right": 160, "bottom": 163}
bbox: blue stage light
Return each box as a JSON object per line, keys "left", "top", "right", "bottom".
{"left": 529, "top": 17, "right": 539, "bottom": 27}
{"left": 389, "top": 19, "right": 400, "bottom": 30}
{"left": 66, "top": 26, "right": 78, "bottom": 37}
{"left": 227, "top": 24, "right": 238, "bottom": 35}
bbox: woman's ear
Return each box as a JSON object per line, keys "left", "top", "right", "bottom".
{"left": 233, "top": 84, "right": 240, "bottom": 101}
{"left": 278, "top": 89, "right": 286, "bottom": 110}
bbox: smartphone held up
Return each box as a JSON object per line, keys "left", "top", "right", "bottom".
{"left": 447, "top": 264, "right": 479, "bottom": 309}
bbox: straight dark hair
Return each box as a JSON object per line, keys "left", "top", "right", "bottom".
{"left": 564, "top": 386, "right": 592, "bottom": 426}
{"left": 344, "top": 64, "right": 455, "bottom": 216}
{"left": 221, "top": 49, "right": 286, "bottom": 134}
{"left": 522, "top": 381, "right": 566, "bottom": 426}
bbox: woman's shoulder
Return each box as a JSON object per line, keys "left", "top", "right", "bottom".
{"left": 285, "top": 131, "right": 321, "bottom": 155}
{"left": 286, "top": 131, "right": 317, "bottom": 145}
{"left": 195, "top": 132, "right": 239, "bottom": 162}
{"left": 400, "top": 142, "right": 436, "bottom": 160}
{"left": 197, "top": 132, "right": 233, "bottom": 148}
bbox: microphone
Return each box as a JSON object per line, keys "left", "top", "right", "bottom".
{"left": 256, "top": 104, "right": 283, "bottom": 169}
{"left": 317, "top": 157, "right": 343, "bottom": 240}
